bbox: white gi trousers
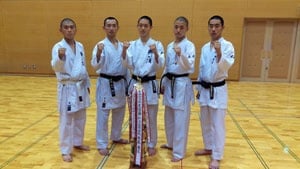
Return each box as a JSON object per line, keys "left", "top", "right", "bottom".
{"left": 59, "top": 108, "right": 86, "bottom": 154}
{"left": 147, "top": 104, "right": 158, "bottom": 149}
{"left": 200, "top": 106, "right": 226, "bottom": 160}
{"left": 164, "top": 103, "right": 191, "bottom": 159}
{"left": 96, "top": 106, "right": 126, "bottom": 149}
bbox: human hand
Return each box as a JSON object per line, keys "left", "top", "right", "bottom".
{"left": 149, "top": 44, "right": 157, "bottom": 53}
{"left": 149, "top": 44, "right": 159, "bottom": 63}
{"left": 174, "top": 44, "right": 181, "bottom": 56}
{"left": 196, "top": 91, "right": 200, "bottom": 99}
{"left": 96, "top": 43, "right": 104, "bottom": 62}
{"left": 160, "top": 86, "right": 165, "bottom": 94}
{"left": 122, "top": 41, "right": 130, "bottom": 59}
{"left": 123, "top": 41, "right": 130, "bottom": 50}
{"left": 211, "top": 41, "right": 221, "bottom": 51}
{"left": 97, "top": 43, "right": 104, "bottom": 52}
{"left": 211, "top": 41, "right": 221, "bottom": 60}
{"left": 58, "top": 48, "right": 66, "bottom": 60}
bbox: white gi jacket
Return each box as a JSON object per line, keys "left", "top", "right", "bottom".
{"left": 196, "top": 37, "right": 235, "bottom": 109}
{"left": 51, "top": 38, "right": 91, "bottom": 114}
{"left": 91, "top": 38, "right": 129, "bottom": 109}
{"left": 162, "top": 38, "right": 196, "bottom": 110}
{"left": 123, "top": 38, "right": 165, "bottom": 105}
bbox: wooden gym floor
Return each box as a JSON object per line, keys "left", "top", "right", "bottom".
{"left": 0, "top": 75, "right": 299, "bottom": 169}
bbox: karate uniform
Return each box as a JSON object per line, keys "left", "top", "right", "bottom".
{"left": 123, "top": 38, "right": 165, "bottom": 149}
{"left": 91, "top": 38, "right": 129, "bottom": 149}
{"left": 161, "top": 37, "right": 195, "bottom": 159}
{"left": 196, "top": 37, "right": 235, "bottom": 160}
{"left": 51, "top": 38, "right": 90, "bottom": 155}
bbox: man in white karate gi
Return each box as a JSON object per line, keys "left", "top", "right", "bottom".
{"left": 160, "top": 16, "right": 195, "bottom": 162}
{"left": 122, "top": 15, "right": 165, "bottom": 156}
{"left": 194, "top": 15, "right": 235, "bottom": 169}
{"left": 91, "top": 17, "right": 129, "bottom": 156}
{"left": 51, "top": 18, "right": 91, "bottom": 162}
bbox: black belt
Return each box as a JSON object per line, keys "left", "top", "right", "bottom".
{"left": 130, "top": 74, "right": 157, "bottom": 93}
{"left": 100, "top": 73, "right": 126, "bottom": 97}
{"left": 160, "top": 73, "right": 189, "bottom": 98}
{"left": 131, "top": 74, "right": 156, "bottom": 83}
{"left": 192, "top": 80, "right": 225, "bottom": 99}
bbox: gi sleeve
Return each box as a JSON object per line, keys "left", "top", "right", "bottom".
{"left": 177, "top": 42, "right": 196, "bottom": 72}
{"left": 51, "top": 43, "right": 66, "bottom": 72}
{"left": 91, "top": 42, "right": 105, "bottom": 71}
{"left": 215, "top": 41, "right": 235, "bottom": 80}
{"left": 123, "top": 42, "right": 134, "bottom": 69}
{"left": 155, "top": 41, "right": 165, "bottom": 69}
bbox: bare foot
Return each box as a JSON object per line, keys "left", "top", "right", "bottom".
{"left": 74, "top": 145, "right": 90, "bottom": 151}
{"left": 171, "top": 157, "right": 182, "bottom": 162}
{"left": 98, "top": 148, "right": 109, "bottom": 156}
{"left": 112, "top": 138, "right": 129, "bottom": 144}
{"left": 148, "top": 147, "right": 156, "bottom": 156}
{"left": 62, "top": 154, "right": 72, "bottom": 162}
{"left": 209, "top": 159, "right": 220, "bottom": 169}
{"left": 194, "top": 149, "right": 212, "bottom": 156}
{"left": 160, "top": 144, "right": 173, "bottom": 150}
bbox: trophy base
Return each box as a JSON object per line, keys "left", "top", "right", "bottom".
{"left": 129, "top": 161, "right": 147, "bottom": 169}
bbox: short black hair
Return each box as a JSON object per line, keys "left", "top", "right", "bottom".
{"left": 60, "top": 18, "right": 76, "bottom": 28}
{"left": 174, "top": 16, "right": 189, "bottom": 27}
{"left": 208, "top": 15, "right": 224, "bottom": 26}
{"left": 138, "top": 15, "right": 152, "bottom": 26}
{"left": 103, "top": 16, "right": 119, "bottom": 26}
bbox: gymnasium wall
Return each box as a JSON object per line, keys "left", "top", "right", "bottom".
{"left": 0, "top": 0, "right": 300, "bottom": 80}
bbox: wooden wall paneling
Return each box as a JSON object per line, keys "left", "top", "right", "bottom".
{"left": 1, "top": 0, "right": 300, "bottom": 79}
{"left": 245, "top": 0, "right": 300, "bottom": 17}
{"left": 0, "top": 1, "right": 7, "bottom": 72}
{"left": 2, "top": 0, "right": 50, "bottom": 74}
